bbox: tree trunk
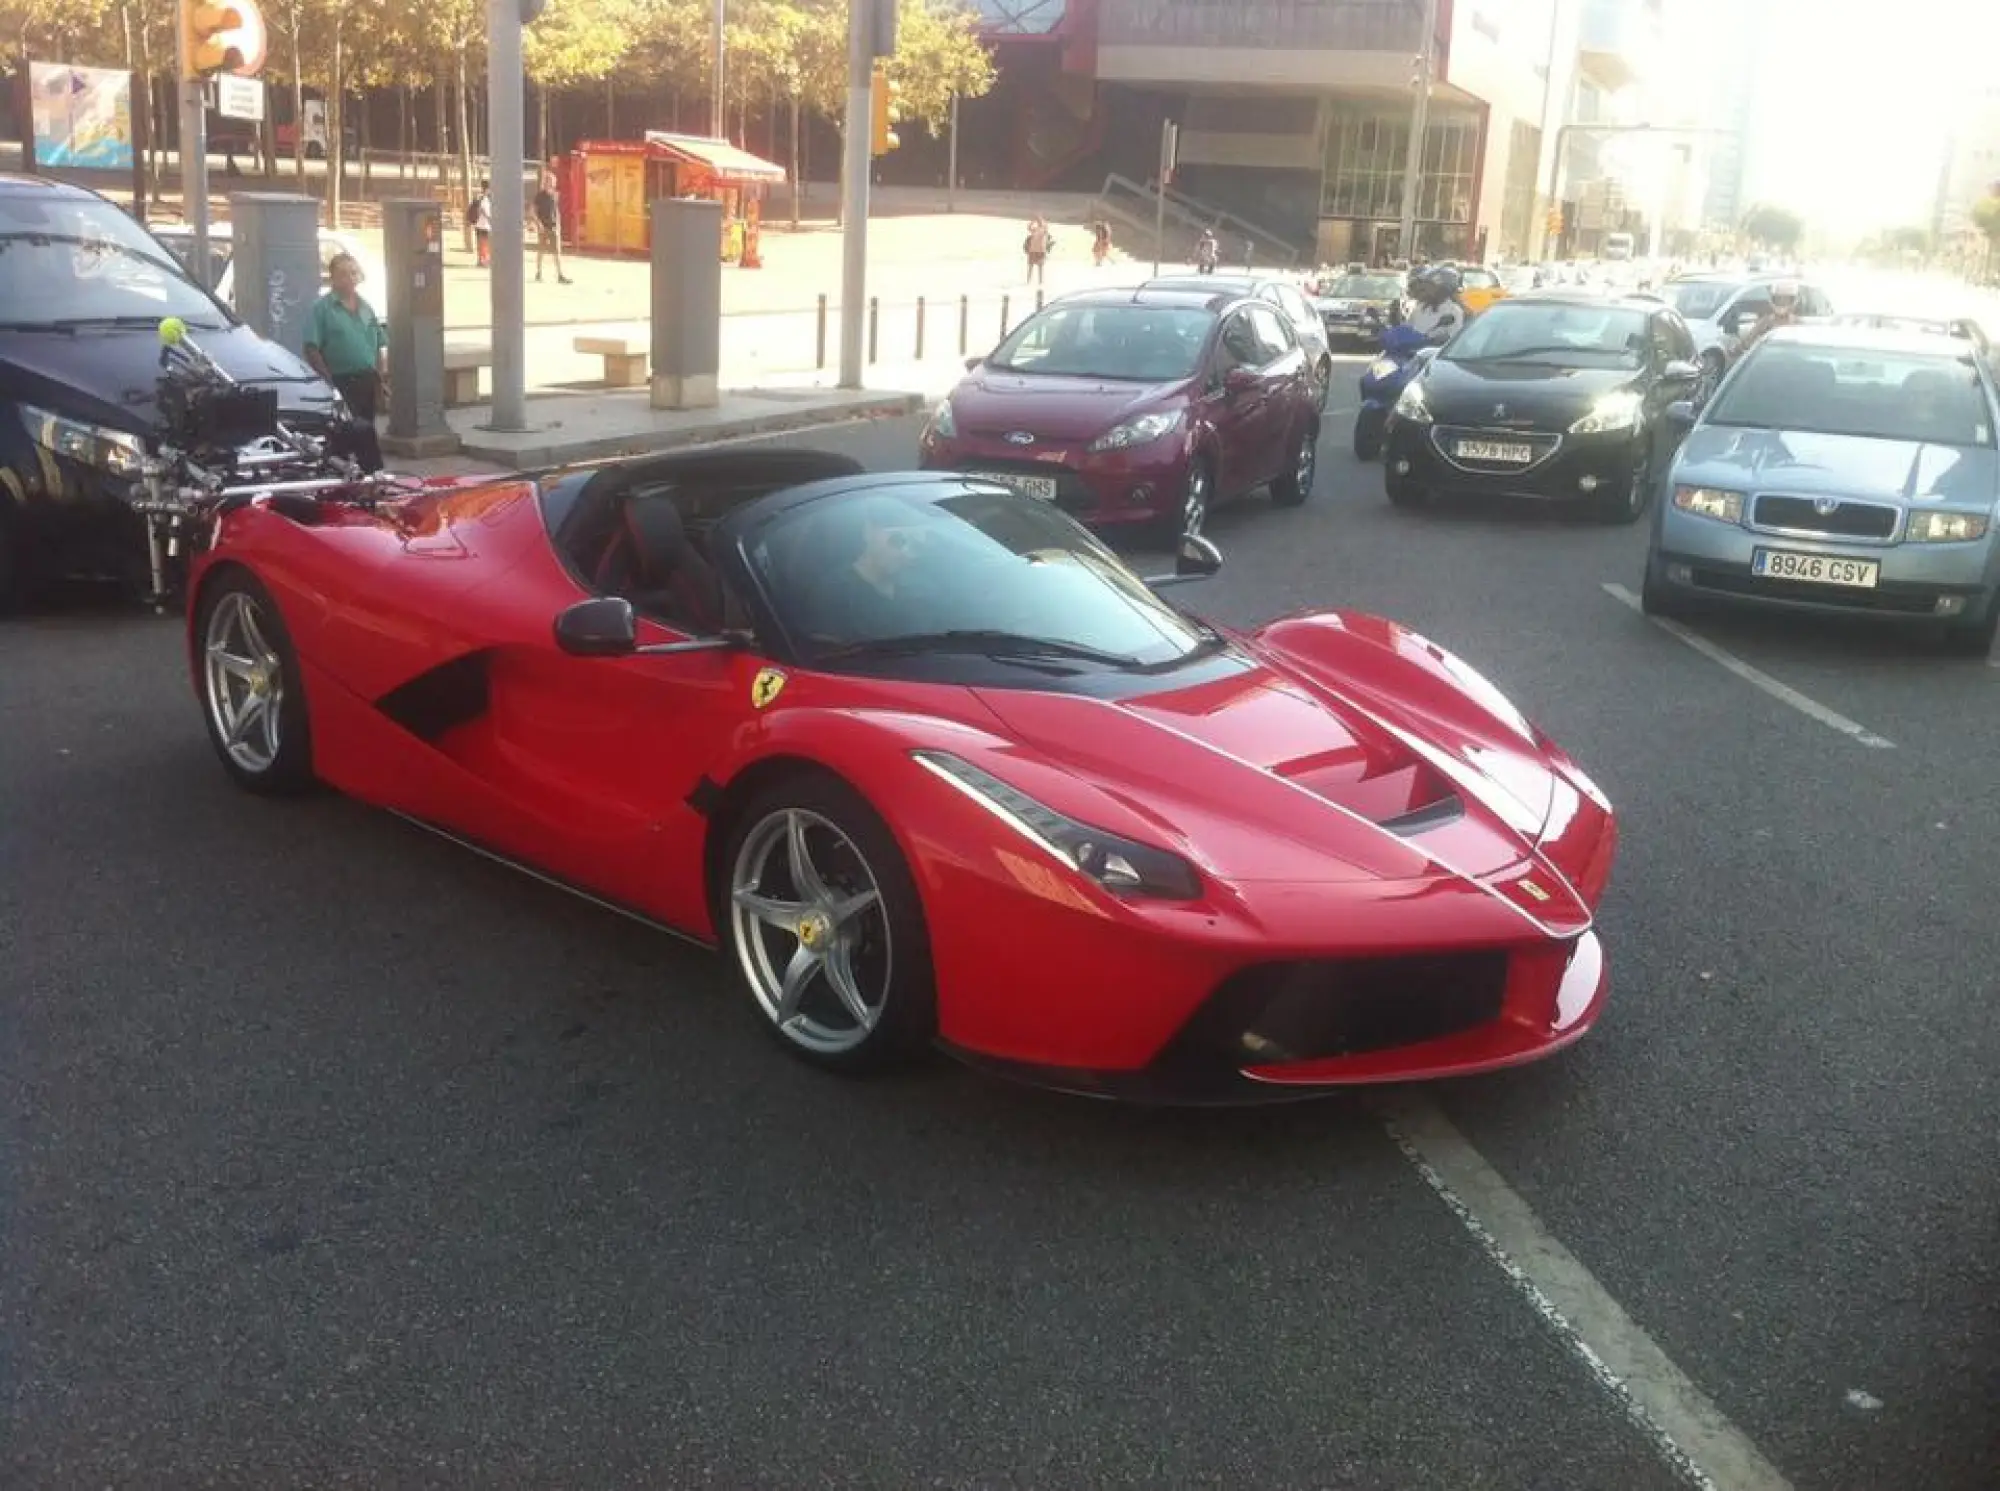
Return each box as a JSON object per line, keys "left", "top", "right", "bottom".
{"left": 538, "top": 84, "right": 549, "bottom": 159}
{"left": 290, "top": 16, "right": 306, "bottom": 183}
{"left": 326, "top": 25, "right": 343, "bottom": 225}
{"left": 397, "top": 84, "right": 409, "bottom": 177}
{"left": 789, "top": 92, "right": 800, "bottom": 228}
{"left": 456, "top": 48, "right": 473, "bottom": 201}
{"left": 432, "top": 72, "right": 447, "bottom": 182}
{"left": 605, "top": 76, "right": 615, "bottom": 137}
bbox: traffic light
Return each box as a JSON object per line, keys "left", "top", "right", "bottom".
{"left": 870, "top": 65, "right": 901, "bottom": 156}
{"left": 1546, "top": 207, "right": 1564, "bottom": 236}
{"left": 179, "top": 0, "right": 253, "bottom": 78}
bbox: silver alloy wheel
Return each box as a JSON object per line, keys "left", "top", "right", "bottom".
{"left": 1183, "top": 464, "right": 1210, "bottom": 536}
{"left": 729, "top": 807, "right": 891, "bottom": 1055}
{"left": 1625, "top": 441, "right": 1651, "bottom": 516}
{"left": 1296, "top": 432, "right": 1316, "bottom": 494}
{"left": 203, "top": 590, "right": 286, "bottom": 774}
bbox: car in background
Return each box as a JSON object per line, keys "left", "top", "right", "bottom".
{"left": 1828, "top": 310, "right": 1991, "bottom": 361}
{"left": 151, "top": 220, "right": 385, "bottom": 316}
{"left": 0, "top": 174, "right": 342, "bottom": 609}
{"left": 1310, "top": 268, "right": 1407, "bottom": 348}
{"left": 1642, "top": 325, "right": 2000, "bottom": 656}
{"left": 1140, "top": 273, "right": 1332, "bottom": 405}
{"left": 920, "top": 286, "right": 1322, "bottom": 542}
{"left": 1658, "top": 272, "right": 1835, "bottom": 390}
{"left": 1453, "top": 264, "right": 1510, "bottom": 315}
{"left": 1381, "top": 291, "right": 1703, "bottom": 523}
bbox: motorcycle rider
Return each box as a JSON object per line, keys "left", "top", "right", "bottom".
{"left": 1403, "top": 266, "right": 1467, "bottom": 345}
{"left": 1742, "top": 279, "right": 1804, "bottom": 349}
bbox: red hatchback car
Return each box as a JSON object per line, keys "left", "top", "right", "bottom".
{"left": 919, "top": 286, "right": 1322, "bottom": 542}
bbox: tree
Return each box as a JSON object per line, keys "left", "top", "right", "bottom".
{"left": 525, "top": 0, "right": 638, "bottom": 153}
{"left": 884, "top": 0, "right": 995, "bottom": 138}
{"left": 1740, "top": 203, "right": 1803, "bottom": 253}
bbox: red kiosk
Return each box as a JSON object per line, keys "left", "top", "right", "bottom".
{"left": 556, "top": 132, "right": 785, "bottom": 265}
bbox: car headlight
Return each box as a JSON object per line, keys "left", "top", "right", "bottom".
{"left": 1906, "top": 510, "right": 1990, "bottom": 543}
{"left": 1393, "top": 381, "right": 1431, "bottom": 423}
{"left": 19, "top": 403, "right": 147, "bottom": 478}
{"left": 911, "top": 749, "right": 1202, "bottom": 900}
{"left": 924, "top": 397, "right": 956, "bottom": 440}
{"left": 1569, "top": 390, "right": 1644, "bottom": 434}
{"left": 1671, "top": 485, "right": 1744, "bottom": 522}
{"left": 1089, "top": 409, "right": 1183, "bottom": 452}
{"left": 1367, "top": 357, "right": 1398, "bottom": 379}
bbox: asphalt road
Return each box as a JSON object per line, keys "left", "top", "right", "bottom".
{"left": 4, "top": 383, "right": 1996, "bottom": 1489}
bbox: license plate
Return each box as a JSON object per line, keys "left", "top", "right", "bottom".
{"left": 968, "top": 470, "right": 1057, "bottom": 501}
{"left": 1751, "top": 549, "right": 1880, "bottom": 588}
{"left": 1456, "top": 439, "right": 1535, "bottom": 463}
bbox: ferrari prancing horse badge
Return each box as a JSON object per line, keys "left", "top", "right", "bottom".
{"left": 751, "top": 668, "right": 788, "bottom": 709}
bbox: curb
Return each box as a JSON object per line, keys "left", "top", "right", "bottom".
{"left": 455, "top": 392, "right": 925, "bottom": 467}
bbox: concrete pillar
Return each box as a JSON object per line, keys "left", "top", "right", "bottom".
{"left": 226, "top": 193, "right": 321, "bottom": 360}
{"left": 380, "top": 198, "right": 459, "bottom": 457}
{"left": 651, "top": 197, "right": 722, "bottom": 410}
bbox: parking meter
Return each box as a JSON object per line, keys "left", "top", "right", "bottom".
{"left": 382, "top": 198, "right": 452, "bottom": 449}
{"left": 228, "top": 193, "right": 321, "bottom": 359}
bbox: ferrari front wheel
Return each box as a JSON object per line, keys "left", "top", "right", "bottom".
{"left": 196, "top": 570, "right": 315, "bottom": 795}
{"left": 722, "top": 773, "right": 936, "bottom": 1073}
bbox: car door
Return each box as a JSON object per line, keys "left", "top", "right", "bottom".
{"left": 1239, "top": 303, "right": 1303, "bottom": 487}
{"left": 1266, "top": 282, "right": 1330, "bottom": 365}
{"left": 468, "top": 540, "right": 766, "bottom": 936}
{"left": 1201, "top": 307, "right": 1276, "bottom": 496}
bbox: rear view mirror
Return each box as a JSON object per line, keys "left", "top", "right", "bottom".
{"left": 554, "top": 596, "right": 638, "bottom": 656}
{"left": 1661, "top": 359, "right": 1701, "bottom": 384}
{"left": 1223, "top": 366, "right": 1259, "bottom": 393}
{"left": 965, "top": 355, "right": 982, "bottom": 371}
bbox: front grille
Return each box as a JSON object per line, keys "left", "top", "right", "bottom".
{"left": 1431, "top": 425, "right": 1562, "bottom": 474}
{"left": 1153, "top": 951, "right": 1511, "bottom": 1075}
{"left": 1753, "top": 494, "right": 1899, "bottom": 540}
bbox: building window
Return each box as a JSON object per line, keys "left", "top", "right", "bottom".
{"left": 1320, "top": 108, "right": 1477, "bottom": 222}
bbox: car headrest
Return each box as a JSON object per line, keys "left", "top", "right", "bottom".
{"left": 622, "top": 498, "right": 694, "bottom": 576}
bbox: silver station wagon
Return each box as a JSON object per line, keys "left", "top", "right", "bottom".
{"left": 1641, "top": 324, "right": 2000, "bottom": 657}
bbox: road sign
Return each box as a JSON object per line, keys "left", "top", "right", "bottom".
{"left": 217, "top": 74, "right": 264, "bottom": 121}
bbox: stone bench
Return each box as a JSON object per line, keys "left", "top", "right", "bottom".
{"left": 442, "top": 344, "right": 490, "bottom": 407}
{"left": 573, "top": 333, "right": 649, "bottom": 388}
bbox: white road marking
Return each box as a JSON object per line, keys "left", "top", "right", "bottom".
{"left": 1601, "top": 582, "right": 1895, "bottom": 749}
{"left": 1377, "top": 1096, "right": 1795, "bottom": 1491}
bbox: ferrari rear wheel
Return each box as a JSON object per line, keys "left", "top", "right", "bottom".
{"left": 722, "top": 773, "right": 936, "bottom": 1073}
{"left": 196, "top": 570, "right": 315, "bottom": 795}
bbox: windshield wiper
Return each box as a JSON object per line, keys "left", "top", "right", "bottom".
{"left": 817, "top": 629, "right": 1144, "bottom": 668}
{"left": 48, "top": 314, "right": 221, "bottom": 329}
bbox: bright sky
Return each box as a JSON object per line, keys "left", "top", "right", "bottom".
{"left": 1724, "top": 0, "right": 1996, "bottom": 235}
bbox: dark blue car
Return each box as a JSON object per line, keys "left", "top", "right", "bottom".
{"left": 0, "top": 174, "right": 344, "bottom": 609}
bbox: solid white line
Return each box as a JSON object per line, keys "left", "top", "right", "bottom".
{"left": 1377, "top": 1096, "right": 1794, "bottom": 1491}
{"left": 1601, "top": 583, "right": 1895, "bottom": 749}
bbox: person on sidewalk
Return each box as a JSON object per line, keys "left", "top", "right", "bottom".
{"left": 1091, "top": 219, "right": 1112, "bottom": 266}
{"left": 1024, "top": 215, "right": 1050, "bottom": 284}
{"left": 1194, "top": 228, "right": 1219, "bottom": 274}
{"left": 301, "top": 253, "right": 386, "bottom": 473}
{"left": 534, "top": 160, "right": 572, "bottom": 284}
{"left": 471, "top": 181, "right": 493, "bottom": 267}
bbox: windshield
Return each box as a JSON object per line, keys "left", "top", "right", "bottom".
{"left": 748, "top": 486, "right": 1211, "bottom": 667}
{"left": 0, "top": 193, "right": 225, "bottom": 327}
{"left": 154, "top": 230, "right": 233, "bottom": 292}
{"left": 1662, "top": 280, "right": 1740, "bottom": 320}
{"left": 1442, "top": 302, "right": 1651, "bottom": 367}
{"left": 1325, "top": 275, "right": 1403, "bottom": 300}
{"left": 1706, "top": 345, "right": 1995, "bottom": 447}
{"left": 986, "top": 302, "right": 1214, "bottom": 382}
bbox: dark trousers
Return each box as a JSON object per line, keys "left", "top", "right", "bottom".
{"left": 331, "top": 370, "right": 386, "bottom": 473}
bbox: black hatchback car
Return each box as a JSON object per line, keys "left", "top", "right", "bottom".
{"left": 1381, "top": 291, "right": 1703, "bottom": 522}
{"left": 0, "top": 174, "right": 344, "bottom": 609}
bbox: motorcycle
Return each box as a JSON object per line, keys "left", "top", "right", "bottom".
{"left": 133, "top": 317, "right": 410, "bottom": 609}
{"left": 1352, "top": 321, "right": 1432, "bottom": 461}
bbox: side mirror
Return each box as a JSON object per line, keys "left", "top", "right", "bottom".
{"left": 1144, "top": 533, "right": 1223, "bottom": 588}
{"left": 964, "top": 355, "right": 982, "bottom": 372}
{"left": 1223, "top": 365, "right": 1259, "bottom": 393}
{"left": 554, "top": 596, "right": 638, "bottom": 656}
{"left": 1661, "top": 359, "right": 1701, "bottom": 385}
{"left": 1664, "top": 400, "right": 1698, "bottom": 429}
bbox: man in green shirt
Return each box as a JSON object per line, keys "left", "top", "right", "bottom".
{"left": 302, "top": 252, "right": 387, "bottom": 471}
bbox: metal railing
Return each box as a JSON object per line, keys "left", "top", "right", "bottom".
{"left": 1092, "top": 172, "right": 1306, "bottom": 268}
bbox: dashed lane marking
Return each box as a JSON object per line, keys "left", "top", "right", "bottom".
{"left": 1377, "top": 1096, "right": 1795, "bottom": 1491}
{"left": 1601, "top": 582, "right": 1895, "bottom": 749}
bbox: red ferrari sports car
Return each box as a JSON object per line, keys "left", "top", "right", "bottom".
{"left": 186, "top": 447, "right": 1618, "bottom": 1100}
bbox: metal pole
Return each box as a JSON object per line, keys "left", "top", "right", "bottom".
{"left": 836, "top": 0, "right": 871, "bottom": 388}
{"left": 711, "top": 0, "right": 726, "bottom": 139}
{"left": 1544, "top": 124, "right": 1570, "bottom": 256}
{"left": 486, "top": 0, "right": 527, "bottom": 430}
{"left": 946, "top": 93, "right": 959, "bottom": 212}
{"left": 1397, "top": 0, "right": 1440, "bottom": 262}
{"left": 1533, "top": 0, "right": 1567, "bottom": 261}
{"left": 1152, "top": 119, "right": 1170, "bottom": 274}
{"left": 176, "top": 41, "right": 210, "bottom": 286}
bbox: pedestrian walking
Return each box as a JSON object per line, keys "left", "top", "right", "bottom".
{"left": 1024, "top": 215, "right": 1051, "bottom": 284}
{"left": 534, "top": 158, "right": 572, "bottom": 284}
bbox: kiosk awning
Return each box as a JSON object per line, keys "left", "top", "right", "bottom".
{"left": 641, "top": 131, "right": 787, "bottom": 184}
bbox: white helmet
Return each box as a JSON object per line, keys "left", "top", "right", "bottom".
{"left": 1772, "top": 279, "right": 1800, "bottom": 300}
